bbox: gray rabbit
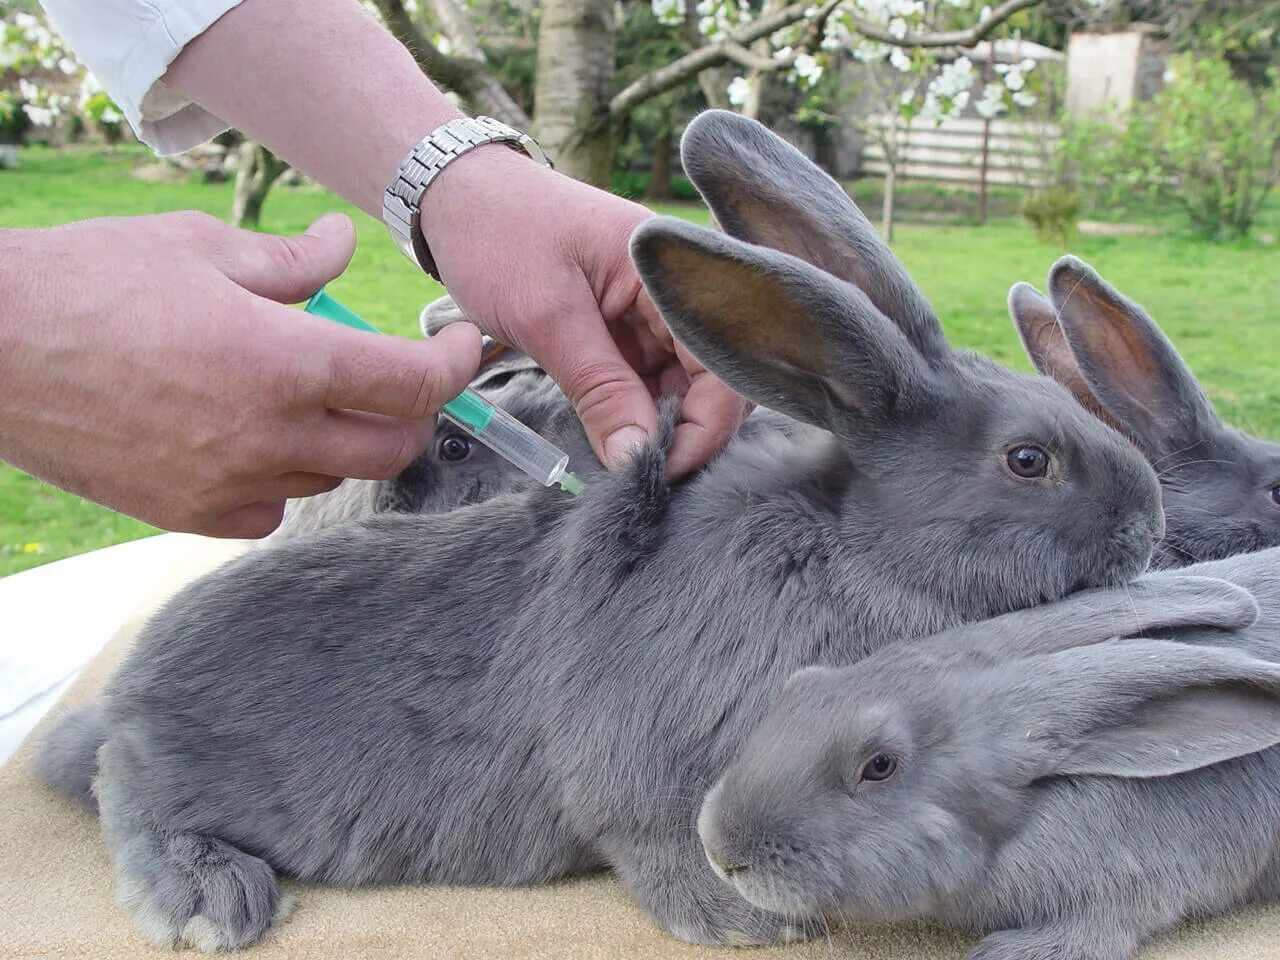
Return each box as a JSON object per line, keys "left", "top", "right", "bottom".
{"left": 270, "top": 334, "right": 582, "bottom": 540}
{"left": 36, "top": 110, "right": 1162, "bottom": 952}
{"left": 701, "top": 545, "right": 1280, "bottom": 960}
{"left": 275, "top": 294, "right": 808, "bottom": 540}
{"left": 1010, "top": 258, "right": 1280, "bottom": 568}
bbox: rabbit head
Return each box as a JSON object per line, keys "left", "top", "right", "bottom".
{"left": 697, "top": 574, "right": 1277, "bottom": 923}
{"left": 376, "top": 354, "right": 583, "bottom": 514}
{"left": 632, "top": 111, "right": 1163, "bottom": 608}
{"left": 1010, "top": 257, "right": 1280, "bottom": 568}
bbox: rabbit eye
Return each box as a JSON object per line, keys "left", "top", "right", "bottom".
{"left": 859, "top": 753, "right": 898, "bottom": 783}
{"left": 1269, "top": 485, "right": 1280, "bottom": 507}
{"left": 439, "top": 435, "right": 472, "bottom": 462}
{"left": 1005, "top": 445, "right": 1049, "bottom": 479}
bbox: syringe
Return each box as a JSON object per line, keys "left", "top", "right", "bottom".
{"left": 304, "top": 288, "right": 583, "bottom": 496}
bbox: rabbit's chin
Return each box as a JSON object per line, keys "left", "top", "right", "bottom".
{"left": 1073, "top": 521, "right": 1157, "bottom": 592}
{"left": 728, "top": 870, "right": 920, "bottom": 928}
{"left": 725, "top": 870, "right": 830, "bottom": 920}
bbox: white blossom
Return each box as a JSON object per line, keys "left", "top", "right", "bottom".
{"left": 932, "top": 56, "right": 974, "bottom": 97}
{"left": 793, "top": 52, "right": 823, "bottom": 85}
{"left": 651, "top": 0, "right": 685, "bottom": 27}
{"left": 727, "top": 75, "right": 751, "bottom": 107}
{"left": 975, "top": 81, "right": 1006, "bottom": 118}
{"left": 852, "top": 41, "right": 890, "bottom": 63}
{"left": 23, "top": 103, "right": 57, "bottom": 126}
{"left": 888, "top": 46, "right": 912, "bottom": 72}
{"left": 1011, "top": 90, "right": 1037, "bottom": 108}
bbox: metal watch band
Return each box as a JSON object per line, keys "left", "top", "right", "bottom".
{"left": 383, "top": 116, "right": 552, "bottom": 282}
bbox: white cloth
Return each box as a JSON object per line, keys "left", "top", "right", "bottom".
{"left": 0, "top": 533, "right": 247, "bottom": 765}
{"left": 38, "top": 0, "right": 246, "bottom": 154}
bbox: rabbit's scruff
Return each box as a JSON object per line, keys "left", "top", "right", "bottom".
{"left": 37, "top": 111, "right": 1163, "bottom": 952}
{"left": 1010, "top": 260, "right": 1280, "bottom": 568}
{"left": 701, "top": 546, "right": 1280, "bottom": 960}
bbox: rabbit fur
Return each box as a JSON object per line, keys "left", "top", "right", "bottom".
{"left": 1009, "top": 260, "right": 1280, "bottom": 569}
{"left": 701, "top": 546, "right": 1280, "bottom": 960}
{"left": 35, "top": 110, "right": 1162, "bottom": 952}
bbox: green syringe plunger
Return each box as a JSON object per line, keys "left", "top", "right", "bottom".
{"left": 304, "top": 289, "right": 583, "bottom": 496}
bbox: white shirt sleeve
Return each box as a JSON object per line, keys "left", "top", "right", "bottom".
{"left": 37, "top": 0, "right": 246, "bottom": 155}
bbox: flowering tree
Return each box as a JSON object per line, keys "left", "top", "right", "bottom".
{"left": 0, "top": 10, "right": 124, "bottom": 139}
{"left": 5, "top": 0, "right": 1070, "bottom": 226}
{"left": 377, "top": 0, "right": 1053, "bottom": 184}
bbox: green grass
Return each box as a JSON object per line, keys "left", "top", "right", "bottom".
{"left": 1, "top": 145, "right": 1277, "bottom": 575}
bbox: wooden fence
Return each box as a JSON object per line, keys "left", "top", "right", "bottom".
{"left": 861, "top": 114, "right": 1062, "bottom": 187}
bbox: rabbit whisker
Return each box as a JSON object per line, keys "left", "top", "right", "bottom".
{"left": 1149, "top": 440, "right": 1206, "bottom": 471}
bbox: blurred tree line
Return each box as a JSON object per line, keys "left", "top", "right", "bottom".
{"left": 3, "top": 0, "right": 1277, "bottom": 237}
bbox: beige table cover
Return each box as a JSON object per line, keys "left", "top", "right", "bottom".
{"left": 3, "top": 538, "right": 1278, "bottom": 959}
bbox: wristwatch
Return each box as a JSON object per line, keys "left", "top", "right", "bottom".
{"left": 382, "top": 116, "right": 552, "bottom": 282}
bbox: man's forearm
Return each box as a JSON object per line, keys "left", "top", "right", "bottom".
{"left": 164, "top": 0, "right": 464, "bottom": 218}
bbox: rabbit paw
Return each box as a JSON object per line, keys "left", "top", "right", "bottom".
{"left": 114, "top": 829, "right": 290, "bottom": 952}
{"left": 615, "top": 844, "right": 819, "bottom": 946}
{"left": 659, "top": 885, "right": 820, "bottom": 947}
{"left": 96, "top": 746, "right": 290, "bottom": 951}
{"left": 970, "top": 924, "right": 1135, "bottom": 960}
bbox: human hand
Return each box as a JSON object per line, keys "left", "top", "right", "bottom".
{"left": 0, "top": 212, "right": 480, "bottom": 538}
{"left": 418, "top": 148, "right": 751, "bottom": 478}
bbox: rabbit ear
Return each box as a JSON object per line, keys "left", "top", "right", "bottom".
{"left": 1007, "top": 282, "right": 1126, "bottom": 435}
{"left": 1047, "top": 256, "right": 1221, "bottom": 457}
{"left": 420, "top": 295, "right": 467, "bottom": 338}
{"left": 630, "top": 217, "right": 934, "bottom": 432}
{"left": 931, "top": 575, "right": 1259, "bottom": 663}
{"left": 1013, "top": 639, "right": 1280, "bottom": 778}
{"left": 420, "top": 295, "right": 524, "bottom": 382}
{"left": 679, "top": 109, "right": 948, "bottom": 359}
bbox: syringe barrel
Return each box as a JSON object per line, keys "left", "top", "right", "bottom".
{"left": 441, "top": 393, "right": 568, "bottom": 487}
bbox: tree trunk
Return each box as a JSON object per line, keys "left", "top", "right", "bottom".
{"left": 743, "top": 0, "right": 784, "bottom": 120}
{"left": 232, "top": 141, "right": 289, "bottom": 228}
{"left": 697, "top": 68, "right": 734, "bottom": 110}
{"left": 533, "top": 0, "right": 616, "bottom": 185}
{"left": 881, "top": 159, "right": 897, "bottom": 243}
{"left": 646, "top": 123, "right": 673, "bottom": 201}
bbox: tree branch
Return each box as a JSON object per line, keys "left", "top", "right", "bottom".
{"left": 722, "top": 41, "right": 784, "bottom": 72}
{"left": 373, "top": 0, "right": 530, "bottom": 127}
{"left": 610, "top": 0, "right": 840, "bottom": 117}
{"left": 610, "top": 0, "right": 1043, "bottom": 117}
{"left": 852, "top": 0, "right": 1043, "bottom": 48}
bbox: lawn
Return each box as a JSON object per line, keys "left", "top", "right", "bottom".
{"left": 1, "top": 145, "right": 1277, "bottom": 576}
